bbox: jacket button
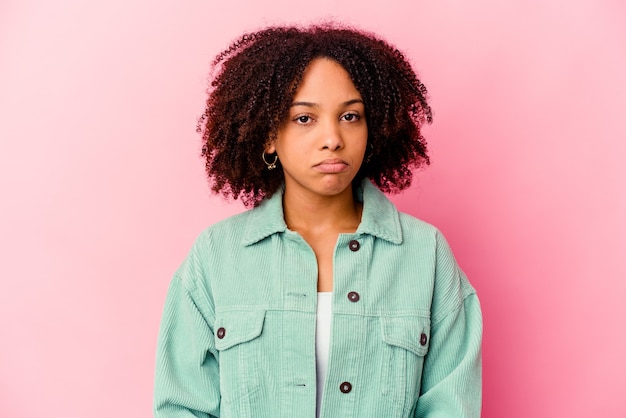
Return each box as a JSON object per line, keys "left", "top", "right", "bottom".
{"left": 347, "top": 291, "right": 360, "bottom": 302}
{"left": 217, "top": 327, "right": 226, "bottom": 339}
{"left": 348, "top": 240, "right": 360, "bottom": 251}
{"left": 420, "top": 333, "right": 428, "bottom": 346}
{"left": 339, "top": 381, "right": 352, "bottom": 393}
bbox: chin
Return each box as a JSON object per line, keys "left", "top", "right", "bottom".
{"left": 317, "top": 177, "right": 354, "bottom": 196}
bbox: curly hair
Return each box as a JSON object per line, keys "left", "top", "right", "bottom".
{"left": 198, "top": 24, "right": 432, "bottom": 207}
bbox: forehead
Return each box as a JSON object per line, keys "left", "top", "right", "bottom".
{"left": 292, "top": 58, "right": 362, "bottom": 102}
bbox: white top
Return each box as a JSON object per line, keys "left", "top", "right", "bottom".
{"left": 316, "top": 292, "right": 332, "bottom": 418}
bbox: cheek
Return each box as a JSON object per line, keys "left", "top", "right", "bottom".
{"left": 357, "top": 130, "right": 368, "bottom": 156}
{"left": 274, "top": 140, "right": 304, "bottom": 164}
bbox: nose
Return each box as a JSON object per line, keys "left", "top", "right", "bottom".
{"left": 320, "top": 119, "right": 344, "bottom": 151}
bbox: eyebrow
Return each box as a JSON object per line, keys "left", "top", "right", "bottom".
{"left": 290, "top": 98, "right": 364, "bottom": 108}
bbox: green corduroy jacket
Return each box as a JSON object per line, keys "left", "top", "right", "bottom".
{"left": 154, "top": 179, "right": 482, "bottom": 417}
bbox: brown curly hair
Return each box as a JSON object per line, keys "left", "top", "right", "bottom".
{"left": 198, "top": 24, "right": 432, "bottom": 207}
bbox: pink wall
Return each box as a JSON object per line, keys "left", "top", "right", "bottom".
{"left": 1, "top": 0, "right": 625, "bottom": 416}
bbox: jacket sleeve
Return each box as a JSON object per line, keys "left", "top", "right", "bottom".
{"left": 415, "top": 232, "right": 483, "bottom": 417}
{"left": 154, "top": 249, "right": 220, "bottom": 417}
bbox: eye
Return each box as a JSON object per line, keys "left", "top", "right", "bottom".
{"left": 341, "top": 112, "right": 360, "bottom": 122}
{"left": 293, "top": 114, "right": 313, "bottom": 125}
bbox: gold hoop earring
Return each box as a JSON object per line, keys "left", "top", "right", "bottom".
{"left": 262, "top": 152, "right": 278, "bottom": 170}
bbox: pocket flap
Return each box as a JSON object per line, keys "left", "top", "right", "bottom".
{"left": 214, "top": 310, "right": 266, "bottom": 351}
{"left": 381, "top": 316, "right": 431, "bottom": 356}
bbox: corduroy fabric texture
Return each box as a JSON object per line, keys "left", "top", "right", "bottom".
{"left": 154, "top": 179, "right": 482, "bottom": 418}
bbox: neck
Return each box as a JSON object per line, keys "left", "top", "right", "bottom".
{"left": 282, "top": 185, "right": 362, "bottom": 233}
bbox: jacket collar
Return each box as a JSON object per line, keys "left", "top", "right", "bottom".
{"left": 242, "top": 179, "right": 402, "bottom": 246}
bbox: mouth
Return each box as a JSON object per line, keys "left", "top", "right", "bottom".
{"left": 313, "top": 158, "right": 349, "bottom": 173}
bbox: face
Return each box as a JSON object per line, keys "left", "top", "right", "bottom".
{"left": 265, "top": 58, "right": 368, "bottom": 201}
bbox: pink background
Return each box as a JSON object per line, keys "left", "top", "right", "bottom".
{"left": 1, "top": 0, "right": 625, "bottom": 416}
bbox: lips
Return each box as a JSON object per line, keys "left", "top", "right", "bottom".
{"left": 313, "top": 158, "right": 349, "bottom": 173}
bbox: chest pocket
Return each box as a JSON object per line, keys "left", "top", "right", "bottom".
{"left": 380, "top": 315, "right": 431, "bottom": 415}
{"left": 214, "top": 310, "right": 266, "bottom": 416}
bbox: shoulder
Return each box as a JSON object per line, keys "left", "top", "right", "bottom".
{"left": 196, "top": 209, "right": 253, "bottom": 244}
{"left": 394, "top": 211, "right": 461, "bottom": 281}
{"left": 397, "top": 211, "right": 439, "bottom": 237}
{"left": 395, "top": 210, "right": 476, "bottom": 321}
{"left": 176, "top": 210, "right": 255, "bottom": 282}
{"left": 395, "top": 210, "right": 449, "bottom": 253}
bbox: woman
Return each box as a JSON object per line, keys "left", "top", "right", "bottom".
{"left": 154, "top": 24, "right": 482, "bottom": 418}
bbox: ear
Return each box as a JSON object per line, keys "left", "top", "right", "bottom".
{"left": 264, "top": 141, "right": 276, "bottom": 154}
